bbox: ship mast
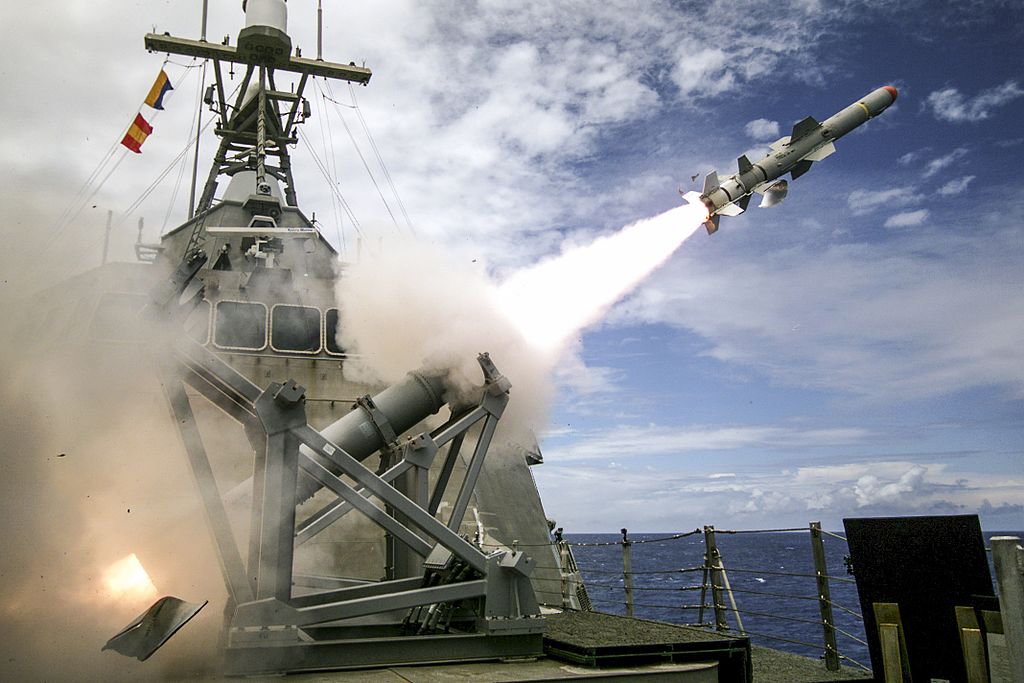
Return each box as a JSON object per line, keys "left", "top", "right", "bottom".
{"left": 145, "top": 0, "right": 370, "bottom": 223}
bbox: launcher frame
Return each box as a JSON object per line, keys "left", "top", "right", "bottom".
{"left": 151, "top": 256, "right": 543, "bottom": 675}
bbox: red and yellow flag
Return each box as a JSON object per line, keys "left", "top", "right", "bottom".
{"left": 120, "top": 113, "right": 153, "bottom": 154}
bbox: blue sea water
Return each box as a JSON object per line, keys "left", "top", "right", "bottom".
{"left": 563, "top": 530, "right": 1018, "bottom": 672}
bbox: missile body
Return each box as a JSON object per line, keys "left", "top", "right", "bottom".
{"left": 683, "top": 86, "right": 898, "bottom": 234}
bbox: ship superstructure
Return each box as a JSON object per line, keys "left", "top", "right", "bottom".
{"left": 24, "top": 0, "right": 575, "bottom": 675}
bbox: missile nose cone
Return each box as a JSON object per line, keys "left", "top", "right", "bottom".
{"left": 883, "top": 85, "right": 898, "bottom": 102}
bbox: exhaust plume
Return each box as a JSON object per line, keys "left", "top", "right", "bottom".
{"left": 337, "top": 203, "right": 707, "bottom": 436}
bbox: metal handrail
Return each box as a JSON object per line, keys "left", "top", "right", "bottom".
{"left": 568, "top": 529, "right": 702, "bottom": 547}
{"left": 710, "top": 583, "right": 821, "bottom": 602}
{"left": 723, "top": 565, "right": 857, "bottom": 584}
{"left": 578, "top": 564, "right": 706, "bottom": 575}
{"left": 588, "top": 597, "right": 707, "bottom": 610}
{"left": 545, "top": 520, "right": 870, "bottom": 670}
{"left": 585, "top": 582, "right": 705, "bottom": 592}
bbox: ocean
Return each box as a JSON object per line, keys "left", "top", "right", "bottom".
{"left": 563, "top": 530, "right": 1019, "bottom": 672}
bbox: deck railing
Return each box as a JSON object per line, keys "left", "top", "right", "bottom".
{"left": 544, "top": 522, "right": 871, "bottom": 673}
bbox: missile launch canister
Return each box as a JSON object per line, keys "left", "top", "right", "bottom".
{"left": 683, "top": 86, "right": 898, "bottom": 234}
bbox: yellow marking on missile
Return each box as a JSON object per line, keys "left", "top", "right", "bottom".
{"left": 857, "top": 101, "right": 871, "bottom": 118}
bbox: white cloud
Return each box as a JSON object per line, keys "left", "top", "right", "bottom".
{"left": 744, "top": 118, "right": 780, "bottom": 140}
{"left": 852, "top": 465, "right": 928, "bottom": 507}
{"left": 897, "top": 150, "right": 923, "bottom": 166}
{"left": 847, "top": 187, "right": 923, "bottom": 215}
{"left": 672, "top": 44, "right": 734, "bottom": 96}
{"left": 922, "top": 147, "right": 969, "bottom": 178}
{"left": 615, "top": 219, "right": 1024, "bottom": 400}
{"left": 535, "top": 457, "right": 1024, "bottom": 531}
{"left": 884, "top": 209, "right": 929, "bottom": 228}
{"left": 925, "top": 80, "right": 1024, "bottom": 123}
{"left": 545, "top": 424, "right": 869, "bottom": 461}
{"left": 937, "top": 175, "right": 976, "bottom": 196}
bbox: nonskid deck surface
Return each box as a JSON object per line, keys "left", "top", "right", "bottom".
{"left": 749, "top": 645, "right": 871, "bottom": 682}
{"left": 202, "top": 612, "right": 871, "bottom": 682}
{"left": 223, "top": 658, "right": 719, "bottom": 682}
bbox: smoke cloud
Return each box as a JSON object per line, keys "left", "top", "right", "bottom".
{"left": 0, "top": 190, "right": 706, "bottom": 680}
{"left": 0, "top": 266, "right": 225, "bottom": 680}
{"left": 337, "top": 204, "right": 707, "bottom": 442}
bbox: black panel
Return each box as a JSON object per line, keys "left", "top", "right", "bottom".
{"left": 325, "top": 308, "right": 345, "bottom": 355}
{"left": 214, "top": 301, "right": 267, "bottom": 350}
{"left": 271, "top": 305, "right": 320, "bottom": 353}
{"left": 843, "top": 515, "right": 994, "bottom": 682}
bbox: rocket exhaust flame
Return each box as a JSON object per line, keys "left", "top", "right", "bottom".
{"left": 495, "top": 203, "right": 707, "bottom": 352}
{"left": 336, "top": 203, "right": 708, "bottom": 442}
{"left": 102, "top": 554, "right": 159, "bottom": 605}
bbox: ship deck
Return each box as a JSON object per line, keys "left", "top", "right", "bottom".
{"left": 217, "top": 611, "right": 872, "bottom": 682}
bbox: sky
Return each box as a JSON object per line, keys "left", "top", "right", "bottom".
{"left": 2, "top": 0, "right": 1023, "bottom": 533}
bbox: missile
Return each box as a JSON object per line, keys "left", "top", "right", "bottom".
{"left": 682, "top": 86, "right": 898, "bottom": 234}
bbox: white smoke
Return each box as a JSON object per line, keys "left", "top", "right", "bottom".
{"left": 336, "top": 203, "right": 707, "bottom": 439}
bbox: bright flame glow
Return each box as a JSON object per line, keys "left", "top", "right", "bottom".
{"left": 102, "top": 553, "right": 158, "bottom": 604}
{"left": 495, "top": 203, "right": 707, "bottom": 351}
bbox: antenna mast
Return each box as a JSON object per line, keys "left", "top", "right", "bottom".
{"left": 146, "top": 0, "right": 371, "bottom": 220}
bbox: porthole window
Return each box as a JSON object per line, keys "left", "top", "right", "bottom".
{"left": 214, "top": 301, "right": 268, "bottom": 351}
{"left": 325, "top": 308, "right": 345, "bottom": 356}
{"left": 270, "top": 304, "right": 321, "bottom": 354}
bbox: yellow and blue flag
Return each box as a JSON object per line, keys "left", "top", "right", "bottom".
{"left": 144, "top": 69, "right": 173, "bottom": 110}
{"left": 121, "top": 113, "right": 153, "bottom": 153}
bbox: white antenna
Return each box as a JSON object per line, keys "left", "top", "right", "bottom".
{"left": 317, "top": 0, "right": 323, "bottom": 60}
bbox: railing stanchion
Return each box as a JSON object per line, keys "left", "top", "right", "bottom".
{"left": 810, "top": 521, "right": 840, "bottom": 671}
{"left": 698, "top": 562, "right": 709, "bottom": 627}
{"left": 555, "top": 526, "right": 570, "bottom": 609}
{"left": 704, "top": 525, "right": 728, "bottom": 631}
{"left": 621, "top": 528, "right": 634, "bottom": 617}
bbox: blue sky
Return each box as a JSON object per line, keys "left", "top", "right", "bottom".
{"left": 2, "top": 1, "right": 1022, "bottom": 531}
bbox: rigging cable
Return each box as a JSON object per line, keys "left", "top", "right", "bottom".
{"left": 314, "top": 84, "right": 346, "bottom": 253}
{"left": 116, "top": 76, "right": 243, "bottom": 234}
{"left": 347, "top": 81, "right": 416, "bottom": 234}
{"left": 115, "top": 114, "right": 217, "bottom": 230}
{"left": 297, "top": 127, "right": 365, "bottom": 239}
{"left": 321, "top": 84, "right": 414, "bottom": 234}
{"left": 162, "top": 61, "right": 206, "bottom": 231}
{"left": 46, "top": 61, "right": 198, "bottom": 252}
{"left": 318, "top": 79, "right": 403, "bottom": 235}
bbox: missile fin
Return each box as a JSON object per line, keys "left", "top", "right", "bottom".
{"left": 705, "top": 215, "right": 720, "bottom": 235}
{"left": 804, "top": 141, "right": 836, "bottom": 162}
{"left": 758, "top": 179, "right": 788, "bottom": 208}
{"left": 719, "top": 202, "right": 744, "bottom": 217}
{"left": 769, "top": 136, "right": 791, "bottom": 151}
{"left": 681, "top": 190, "right": 707, "bottom": 211}
{"left": 702, "top": 171, "right": 720, "bottom": 195}
{"left": 791, "top": 159, "right": 814, "bottom": 180}
{"left": 737, "top": 155, "right": 753, "bottom": 173}
{"left": 791, "top": 115, "right": 821, "bottom": 140}
{"left": 737, "top": 194, "right": 752, "bottom": 211}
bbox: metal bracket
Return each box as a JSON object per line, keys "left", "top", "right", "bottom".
{"left": 253, "top": 380, "right": 307, "bottom": 435}
{"left": 355, "top": 394, "right": 402, "bottom": 471}
{"left": 401, "top": 433, "right": 438, "bottom": 470}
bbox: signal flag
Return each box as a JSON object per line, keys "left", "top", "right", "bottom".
{"left": 144, "top": 69, "right": 174, "bottom": 110}
{"left": 121, "top": 113, "right": 153, "bottom": 154}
